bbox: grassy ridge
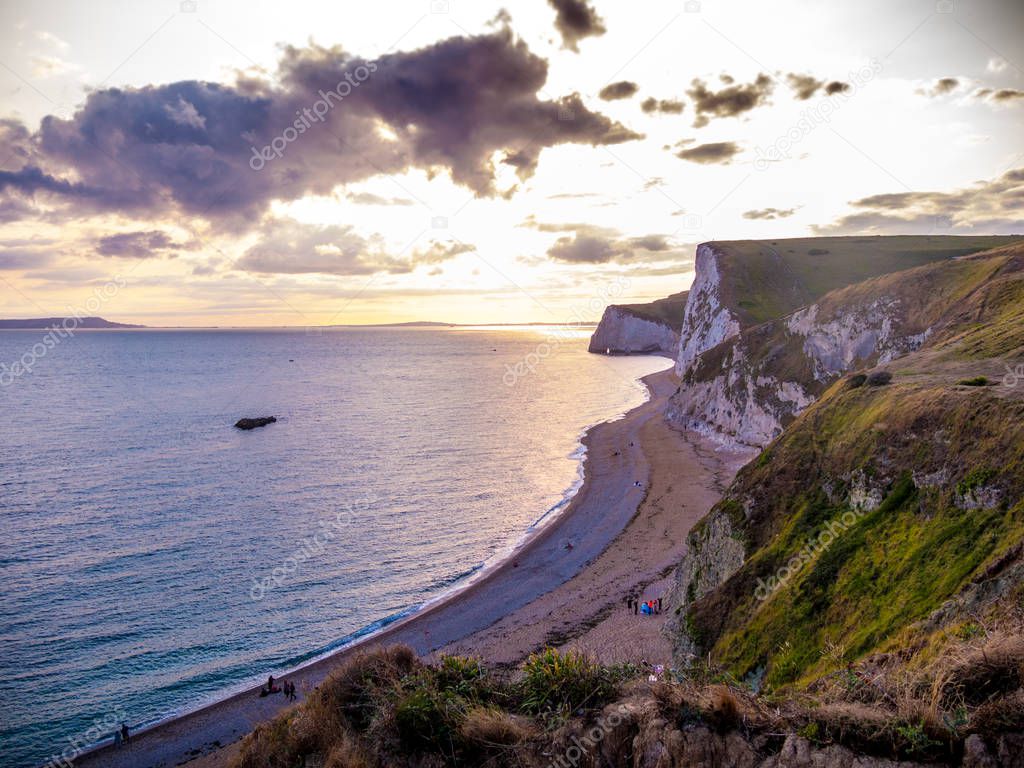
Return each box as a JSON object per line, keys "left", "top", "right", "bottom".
{"left": 707, "top": 235, "right": 1021, "bottom": 327}
{"left": 679, "top": 242, "right": 1024, "bottom": 690}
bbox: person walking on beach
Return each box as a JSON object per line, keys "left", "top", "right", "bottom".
{"left": 634, "top": 599, "right": 639, "bottom": 615}
{"left": 658, "top": 597, "right": 663, "bottom": 613}
{"left": 120, "top": 723, "right": 130, "bottom": 746}
{"left": 113, "top": 728, "right": 122, "bottom": 748}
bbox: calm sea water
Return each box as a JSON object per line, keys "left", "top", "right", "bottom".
{"left": 0, "top": 327, "right": 669, "bottom": 766}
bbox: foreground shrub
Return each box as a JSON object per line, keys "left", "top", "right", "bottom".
{"left": 519, "top": 647, "right": 617, "bottom": 716}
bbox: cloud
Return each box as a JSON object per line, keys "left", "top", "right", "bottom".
{"left": 346, "top": 192, "right": 415, "bottom": 206}
{"left": 235, "top": 219, "right": 474, "bottom": 276}
{"left": 0, "top": 237, "right": 58, "bottom": 270}
{"left": 410, "top": 240, "right": 476, "bottom": 265}
{"left": 641, "top": 97, "right": 685, "bottom": 114}
{"left": 548, "top": 0, "right": 606, "bottom": 52}
{"left": 542, "top": 223, "right": 681, "bottom": 264}
{"left": 975, "top": 87, "right": 1024, "bottom": 103}
{"left": 687, "top": 73, "right": 773, "bottom": 127}
{"left": 814, "top": 167, "right": 1024, "bottom": 235}
{"left": 785, "top": 73, "right": 824, "bottom": 100}
{"left": 785, "top": 74, "right": 850, "bottom": 100}
{"left": 675, "top": 141, "right": 741, "bottom": 164}
{"left": 987, "top": 57, "right": 1008, "bottom": 74}
{"left": 547, "top": 234, "right": 626, "bottom": 263}
{"left": 95, "top": 230, "right": 189, "bottom": 258}
{"left": 0, "top": 28, "right": 639, "bottom": 229}
{"left": 743, "top": 207, "right": 796, "bottom": 220}
{"left": 918, "top": 77, "right": 960, "bottom": 97}
{"left": 598, "top": 81, "right": 639, "bottom": 101}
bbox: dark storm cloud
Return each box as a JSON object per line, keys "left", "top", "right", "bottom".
{"left": 598, "top": 81, "right": 639, "bottom": 101}
{"left": 96, "top": 230, "right": 189, "bottom": 258}
{"left": 687, "top": 73, "right": 773, "bottom": 127}
{"left": 548, "top": 0, "right": 606, "bottom": 52}
{"left": 675, "top": 141, "right": 741, "bottom": 164}
{"left": 0, "top": 28, "right": 639, "bottom": 228}
{"left": 743, "top": 207, "right": 796, "bottom": 220}
{"left": 814, "top": 168, "right": 1024, "bottom": 235}
{"left": 641, "top": 97, "right": 685, "bottom": 114}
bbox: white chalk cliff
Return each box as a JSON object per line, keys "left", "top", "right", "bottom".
{"left": 588, "top": 307, "right": 679, "bottom": 355}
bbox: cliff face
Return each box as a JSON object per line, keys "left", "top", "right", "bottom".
{"left": 667, "top": 236, "right": 1021, "bottom": 447}
{"left": 588, "top": 291, "right": 687, "bottom": 356}
{"left": 663, "top": 241, "right": 1024, "bottom": 699}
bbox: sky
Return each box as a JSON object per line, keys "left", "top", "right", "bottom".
{"left": 0, "top": 0, "right": 1022, "bottom": 326}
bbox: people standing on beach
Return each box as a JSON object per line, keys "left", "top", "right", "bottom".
{"left": 658, "top": 597, "right": 663, "bottom": 613}
{"left": 120, "top": 723, "right": 130, "bottom": 746}
{"left": 634, "top": 599, "right": 639, "bottom": 615}
{"left": 290, "top": 681, "right": 297, "bottom": 701}
{"left": 267, "top": 674, "right": 274, "bottom": 691}
{"left": 113, "top": 728, "right": 122, "bottom": 748}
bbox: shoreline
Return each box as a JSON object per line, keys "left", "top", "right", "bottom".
{"left": 74, "top": 363, "right": 676, "bottom": 768}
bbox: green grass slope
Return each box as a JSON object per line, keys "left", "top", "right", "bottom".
{"left": 674, "top": 242, "right": 1024, "bottom": 690}
{"left": 706, "top": 235, "right": 1021, "bottom": 328}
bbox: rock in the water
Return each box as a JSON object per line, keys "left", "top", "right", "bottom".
{"left": 234, "top": 416, "right": 277, "bottom": 430}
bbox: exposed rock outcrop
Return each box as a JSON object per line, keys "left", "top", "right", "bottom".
{"left": 235, "top": 416, "right": 277, "bottom": 430}
{"left": 589, "top": 291, "right": 688, "bottom": 356}
{"left": 667, "top": 240, "right": 1022, "bottom": 447}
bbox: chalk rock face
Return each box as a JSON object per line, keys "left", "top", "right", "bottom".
{"left": 675, "top": 244, "right": 741, "bottom": 376}
{"left": 588, "top": 306, "right": 679, "bottom": 355}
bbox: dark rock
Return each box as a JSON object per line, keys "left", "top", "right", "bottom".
{"left": 234, "top": 416, "right": 277, "bottom": 430}
{"left": 866, "top": 371, "right": 892, "bottom": 386}
{"left": 845, "top": 373, "right": 868, "bottom": 390}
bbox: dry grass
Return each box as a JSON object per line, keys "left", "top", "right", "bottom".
{"left": 459, "top": 707, "right": 536, "bottom": 747}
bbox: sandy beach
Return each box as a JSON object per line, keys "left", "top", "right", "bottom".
{"left": 77, "top": 367, "right": 753, "bottom": 768}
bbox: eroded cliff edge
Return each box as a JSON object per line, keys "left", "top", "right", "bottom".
{"left": 588, "top": 291, "right": 687, "bottom": 356}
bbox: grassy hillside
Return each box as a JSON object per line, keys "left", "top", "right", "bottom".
{"left": 615, "top": 290, "right": 689, "bottom": 330}
{"left": 707, "top": 235, "right": 1021, "bottom": 327}
{"left": 673, "top": 243, "right": 1024, "bottom": 690}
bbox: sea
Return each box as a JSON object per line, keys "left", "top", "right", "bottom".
{"left": 0, "top": 326, "right": 671, "bottom": 767}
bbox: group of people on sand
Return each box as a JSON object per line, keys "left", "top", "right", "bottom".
{"left": 260, "top": 674, "right": 297, "bottom": 701}
{"left": 626, "top": 595, "right": 662, "bottom": 615}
